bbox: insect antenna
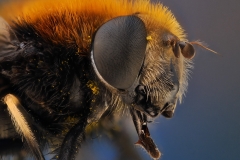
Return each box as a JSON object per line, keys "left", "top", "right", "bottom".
{"left": 190, "top": 41, "right": 217, "bottom": 54}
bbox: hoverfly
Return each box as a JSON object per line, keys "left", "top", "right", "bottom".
{"left": 0, "top": 0, "right": 214, "bottom": 159}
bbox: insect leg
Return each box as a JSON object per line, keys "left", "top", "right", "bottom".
{"left": 3, "top": 94, "right": 44, "bottom": 160}
{"left": 58, "top": 117, "right": 88, "bottom": 160}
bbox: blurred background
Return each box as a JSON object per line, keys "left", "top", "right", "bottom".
{"left": 0, "top": 0, "right": 240, "bottom": 160}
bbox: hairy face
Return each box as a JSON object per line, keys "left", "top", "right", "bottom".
{"left": 131, "top": 33, "right": 192, "bottom": 118}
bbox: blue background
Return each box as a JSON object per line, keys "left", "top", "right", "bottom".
{"left": 1, "top": 0, "right": 240, "bottom": 160}
{"left": 78, "top": 0, "right": 240, "bottom": 159}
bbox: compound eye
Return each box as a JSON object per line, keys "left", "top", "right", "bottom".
{"left": 91, "top": 15, "right": 147, "bottom": 90}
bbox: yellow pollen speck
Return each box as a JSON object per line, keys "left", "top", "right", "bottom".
{"left": 146, "top": 36, "right": 152, "bottom": 41}
{"left": 86, "top": 80, "right": 99, "bottom": 95}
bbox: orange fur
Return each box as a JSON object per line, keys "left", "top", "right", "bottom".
{"left": 0, "top": 0, "right": 186, "bottom": 51}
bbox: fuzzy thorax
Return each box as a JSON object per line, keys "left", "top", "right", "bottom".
{"left": 1, "top": 0, "right": 186, "bottom": 52}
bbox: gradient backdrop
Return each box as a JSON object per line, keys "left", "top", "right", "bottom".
{"left": 0, "top": 0, "right": 240, "bottom": 160}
